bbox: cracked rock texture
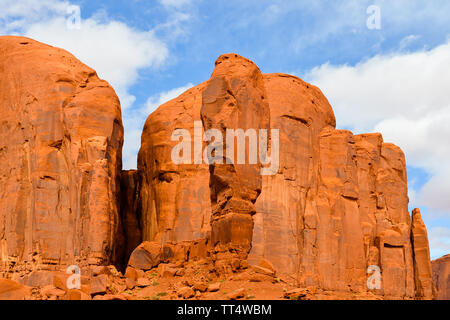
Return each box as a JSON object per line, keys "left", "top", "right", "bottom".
{"left": 0, "top": 36, "right": 124, "bottom": 275}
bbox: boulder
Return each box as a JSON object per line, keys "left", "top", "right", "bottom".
{"left": 178, "top": 286, "right": 195, "bottom": 299}
{"left": 136, "top": 278, "right": 152, "bottom": 287}
{"left": 41, "top": 285, "right": 66, "bottom": 299}
{"left": 207, "top": 282, "right": 221, "bottom": 292}
{"left": 65, "top": 289, "right": 92, "bottom": 300}
{"left": 128, "top": 241, "right": 162, "bottom": 270}
{"left": 226, "top": 288, "right": 246, "bottom": 300}
{"left": 90, "top": 274, "right": 109, "bottom": 296}
{"left": 0, "top": 278, "right": 32, "bottom": 300}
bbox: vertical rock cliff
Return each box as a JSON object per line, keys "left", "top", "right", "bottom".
{"left": 432, "top": 254, "right": 450, "bottom": 300}
{"left": 0, "top": 36, "right": 124, "bottom": 275}
{"left": 138, "top": 82, "right": 212, "bottom": 245}
{"left": 411, "top": 208, "right": 434, "bottom": 299}
{"left": 200, "top": 54, "right": 270, "bottom": 270}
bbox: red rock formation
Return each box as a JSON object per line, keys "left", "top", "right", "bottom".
{"left": 248, "top": 73, "right": 336, "bottom": 280}
{"left": 432, "top": 254, "right": 450, "bottom": 300}
{"left": 0, "top": 37, "right": 439, "bottom": 300}
{"left": 138, "top": 82, "right": 212, "bottom": 245}
{"left": 201, "top": 54, "right": 270, "bottom": 269}
{"left": 0, "top": 36, "right": 124, "bottom": 277}
{"left": 248, "top": 74, "right": 430, "bottom": 299}
{"left": 411, "top": 208, "right": 434, "bottom": 299}
{"left": 137, "top": 54, "right": 436, "bottom": 299}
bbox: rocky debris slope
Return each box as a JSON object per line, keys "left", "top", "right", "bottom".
{"left": 0, "top": 258, "right": 383, "bottom": 300}
{"left": 432, "top": 254, "right": 450, "bottom": 300}
{"left": 0, "top": 36, "right": 124, "bottom": 278}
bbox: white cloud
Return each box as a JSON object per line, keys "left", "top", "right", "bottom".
{"left": 429, "top": 227, "right": 450, "bottom": 260}
{"left": 122, "top": 83, "right": 194, "bottom": 170}
{"left": 306, "top": 41, "right": 450, "bottom": 133}
{"left": 159, "top": 0, "right": 192, "bottom": 9}
{"left": 398, "top": 34, "right": 421, "bottom": 51}
{"left": 305, "top": 41, "right": 450, "bottom": 217}
{"left": 0, "top": 0, "right": 169, "bottom": 111}
{"left": 26, "top": 18, "right": 168, "bottom": 110}
{"left": 145, "top": 83, "right": 194, "bottom": 114}
{"left": 417, "top": 168, "right": 450, "bottom": 215}
{"left": 0, "top": 0, "right": 69, "bottom": 22}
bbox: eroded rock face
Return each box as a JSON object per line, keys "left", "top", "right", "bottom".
{"left": 0, "top": 36, "right": 124, "bottom": 275}
{"left": 432, "top": 254, "right": 450, "bottom": 300}
{"left": 201, "top": 54, "right": 270, "bottom": 265}
{"left": 247, "top": 74, "right": 430, "bottom": 299}
{"left": 411, "top": 208, "right": 434, "bottom": 299}
{"left": 138, "top": 82, "right": 212, "bottom": 245}
{"left": 248, "top": 73, "right": 336, "bottom": 278}
{"left": 130, "top": 53, "right": 438, "bottom": 299}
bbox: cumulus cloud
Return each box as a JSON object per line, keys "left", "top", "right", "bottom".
{"left": 0, "top": 0, "right": 169, "bottom": 111}
{"left": 305, "top": 40, "right": 450, "bottom": 216}
{"left": 428, "top": 227, "right": 450, "bottom": 259}
{"left": 122, "top": 83, "right": 194, "bottom": 170}
{"left": 306, "top": 41, "right": 450, "bottom": 132}
{"left": 145, "top": 83, "right": 194, "bottom": 114}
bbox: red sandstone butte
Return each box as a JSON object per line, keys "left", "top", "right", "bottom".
{"left": 0, "top": 36, "right": 124, "bottom": 278}
{"left": 0, "top": 36, "right": 443, "bottom": 300}
{"left": 136, "top": 53, "right": 437, "bottom": 299}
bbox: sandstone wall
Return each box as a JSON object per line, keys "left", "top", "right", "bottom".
{"left": 0, "top": 36, "right": 124, "bottom": 275}
{"left": 201, "top": 54, "right": 270, "bottom": 268}
{"left": 138, "top": 82, "right": 212, "bottom": 245}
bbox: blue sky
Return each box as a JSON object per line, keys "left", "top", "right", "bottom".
{"left": 1, "top": 0, "right": 449, "bottom": 259}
